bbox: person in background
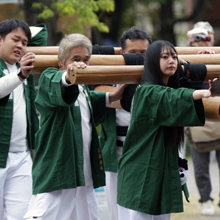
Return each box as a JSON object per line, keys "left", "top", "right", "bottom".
{"left": 98, "top": 26, "right": 152, "bottom": 220}
{"left": 117, "top": 39, "right": 216, "bottom": 220}
{"left": 0, "top": 19, "right": 42, "bottom": 220}
{"left": 24, "top": 33, "right": 126, "bottom": 220}
{"left": 187, "top": 21, "right": 215, "bottom": 48}
{"left": 186, "top": 21, "right": 220, "bottom": 216}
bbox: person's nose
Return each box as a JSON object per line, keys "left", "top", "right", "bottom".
{"left": 168, "top": 56, "right": 175, "bottom": 63}
{"left": 16, "top": 41, "right": 23, "bottom": 48}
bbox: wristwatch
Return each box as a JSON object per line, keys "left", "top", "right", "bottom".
{"left": 18, "top": 71, "right": 27, "bottom": 80}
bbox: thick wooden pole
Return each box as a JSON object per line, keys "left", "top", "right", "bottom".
{"left": 26, "top": 47, "right": 220, "bottom": 121}
{"left": 175, "top": 47, "right": 220, "bottom": 54}
{"left": 26, "top": 46, "right": 220, "bottom": 55}
{"left": 179, "top": 54, "right": 220, "bottom": 64}
{"left": 34, "top": 65, "right": 220, "bottom": 83}
{"left": 33, "top": 54, "right": 220, "bottom": 67}
{"left": 202, "top": 97, "right": 220, "bottom": 121}
{"left": 33, "top": 54, "right": 220, "bottom": 70}
{"left": 68, "top": 66, "right": 143, "bottom": 84}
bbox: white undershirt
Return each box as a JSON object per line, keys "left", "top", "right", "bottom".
{"left": 78, "top": 85, "right": 93, "bottom": 186}
{"left": 62, "top": 73, "right": 94, "bottom": 185}
{"left": 62, "top": 72, "right": 111, "bottom": 185}
{"left": 1, "top": 63, "right": 28, "bottom": 152}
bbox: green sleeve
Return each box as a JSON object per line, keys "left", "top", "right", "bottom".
{"left": 89, "top": 90, "right": 106, "bottom": 126}
{"left": 132, "top": 84, "right": 205, "bottom": 127}
{"left": 36, "top": 68, "right": 79, "bottom": 108}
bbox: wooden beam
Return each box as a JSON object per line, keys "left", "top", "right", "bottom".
{"left": 32, "top": 54, "right": 220, "bottom": 70}
{"left": 202, "top": 97, "right": 220, "bottom": 121}
{"left": 32, "top": 64, "right": 220, "bottom": 83}
{"left": 68, "top": 66, "right": 143, "bottom": 85}
{"left": 26, "top": 46, "right": 220, "bottom": 55}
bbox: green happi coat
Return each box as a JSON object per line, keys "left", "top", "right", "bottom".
{"left": 0, "top": 58, "right": 38, "bottom": 168}
{"left": 99, "top": 108, "right": 118, "bottom": 172}
{"left": 32, "top": 68, "right": 106, "bottom": 194}
{"left": 117, "top": 83, "right": 205, "bottom": 215}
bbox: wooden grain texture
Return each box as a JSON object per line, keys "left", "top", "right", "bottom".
{"left": 26, "top": 46, "right": 220, "bottom": 55}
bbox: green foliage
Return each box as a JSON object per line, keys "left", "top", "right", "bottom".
{"left": 32, "top": 3, "right": 54, "bottom": 18}
{"left": 32, "top": 0, "right": 114, "bottom": 33}
{"left": 138, "top": 0, "right": 167, "bottom": 3}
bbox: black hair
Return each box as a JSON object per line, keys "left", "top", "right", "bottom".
{"left": 0, "top": 19, "right": 31, "bottom": 41}
{"left": 141, "top": 40, "right": 181, "bottom": 88}
{"left": 141, "top": 40, "right": 184, "bottom": 149}
{"left": 120, "top": 26, "right": 152, "bottom": 50}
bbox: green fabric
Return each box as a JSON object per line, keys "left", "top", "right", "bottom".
{"left": 99, "top": 108, "right": 118, "bottom": 172}
{"left": 182, "top": 184, "right": 190, "bottom": 202}
{"left": 117, "top": 83, "right": 205, "bottom": 215}
{"left": 0, "top": 59, "right": 13, "bottom": 168}
{"left": 0, "top": 58, "right": 38, "bottom": 168}
{"left": 28, "top": 23, "right": 48, "bottom": 46}
{"left": 32, "top": 68, "right": 105, "bottom": 194}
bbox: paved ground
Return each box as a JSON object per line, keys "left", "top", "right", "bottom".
{"left": 97, "top": 153, "right": 220, "bottom": 220}
{"left": 171, "top": 154, "right": 220, "bottom": 220}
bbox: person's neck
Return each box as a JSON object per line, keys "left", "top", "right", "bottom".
{"left": 161, "top": 76, "right": 169, "bottom": 85}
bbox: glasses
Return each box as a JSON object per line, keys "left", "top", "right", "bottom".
{"left": 188, "top": 36, "right": 211, "bottom": 46}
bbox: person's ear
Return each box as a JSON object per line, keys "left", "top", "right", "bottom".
{"left": 59, "top": 61, "right": 63, "bottom": 69}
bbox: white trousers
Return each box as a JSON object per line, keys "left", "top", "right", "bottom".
{"left": 0, "top": 151, "right": 32, "bottom": 220}
{"left": 105, "top": 171, "right": 118, "bottom": 220}
{"left": 24, "top": 185, "right": 100, "bottom": 220}
{"left": 104, "top": 147, "right": 123, "bottom": 220}
{"left": 118, "top": 205, "right": 171, "bottom": 220}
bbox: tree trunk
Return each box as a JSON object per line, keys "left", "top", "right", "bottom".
{"left": 159, "top": 0, "right": 176, "bottom": 45}
{"left": 22, "top": 0, "right": 62, "bottom": 46}
{"left": 22, "top": 0, "right": 40, "bottom": 25}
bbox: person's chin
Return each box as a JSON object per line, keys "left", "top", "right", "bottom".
{"left": 9, "top": 57, "right": 20, "bottom": 65}
{"left": 167, "top": 69, "right": 176, "bottom": 75}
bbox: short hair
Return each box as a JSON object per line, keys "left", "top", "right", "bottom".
{"left": 120, "top": 26, "right": 152, "bottom": 50}
{"left": 58, "top": 33, "right": 92, "bottom": 64}
{"left": 0, "top": 19, "right": 31, "bottom": 41}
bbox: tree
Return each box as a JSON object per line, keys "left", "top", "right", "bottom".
{"left": 20, "top": 0, "right": 114, "bottom": 45}
{"left": 20, "top": 0, "right": 211, "bottom": 46}
{"left": 91, "top": 0, "right": 209, "bottom": 46}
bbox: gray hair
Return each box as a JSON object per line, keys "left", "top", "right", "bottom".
{"left": 58, "top": 33, "right": 92, "bottom": 64}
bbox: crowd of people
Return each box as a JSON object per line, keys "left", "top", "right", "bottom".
{"left": 0, "top": 18, "right": 219, "bottom": 220}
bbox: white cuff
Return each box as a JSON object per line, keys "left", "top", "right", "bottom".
{"left": 106, "top": 92, "right": 111, "bottom": 106}
{"left": 61, "top": 71, "right": 72, "bottom": 87}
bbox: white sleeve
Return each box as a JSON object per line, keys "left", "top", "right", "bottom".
{"left": 0, "top": 74, "right": 22, "bottom": 99}
{"left": 106, "top": 92, "right": 111, "bottom": 106}
{"left": 61, "top": 71, "right": 72, "bottom": 87}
